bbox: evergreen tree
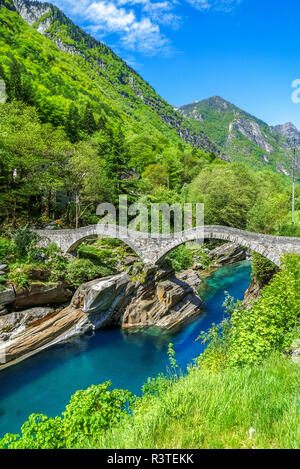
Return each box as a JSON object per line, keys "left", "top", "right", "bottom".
{"left": 82, "top": 103, "right": 97, "bottom": 135}
{"left": 102, "top": 125, "right": 135, "bottom": 200}
{"left": 66, "top": 103, "right": 81, "bottom": 143}
{"left": 6, "top": 58, "right": 34, "bottom": 104}
{"left": 97, "top": 109, "right": 107, "bottom": 131}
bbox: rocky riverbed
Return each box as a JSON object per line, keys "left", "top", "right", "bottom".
{"left": 0, "top": 241, "right": 249, "bottom": 369}
{"left": 0, "top": 260, "right": 203, "bottom": 368}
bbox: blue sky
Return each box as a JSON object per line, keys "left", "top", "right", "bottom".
{"left": 41, "top": 0, "right": 300, "bottom": 128}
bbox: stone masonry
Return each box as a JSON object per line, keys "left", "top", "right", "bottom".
{"left": 35, "top": 224, "right": 300, "bottom": 267}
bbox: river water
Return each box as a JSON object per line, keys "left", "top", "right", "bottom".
{"left": 0, "top": 261, "right": 251, "bottom": 437}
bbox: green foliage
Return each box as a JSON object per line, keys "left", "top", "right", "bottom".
{"left": 7, "top": 266, "right": 30, "bottom": 289}
{"left": 277, "top": 222, "right": 300, "bottom": 237}
{"left": 91, "top": 355, "right": 299, "bottom": 449}
{"left": 142, "top": 163, "right": 168, "bottom": 187}
{"left": 77, "top": 244, "right": 117, "bottom": 269}
{"left": 141, "top": 374, "right": 173, "bottom": 397}
{"left": 0, "top": 1, "right": 211, "bottom": 224}
{"left": 167, "top": 343, "right": 178, "bottom": 370}
{"left": 188, "top": 163, "right": 257, "bottom": 229}
{"left": 81, "top": 103, "right": 97, "bottom": 135}
{"left": 228, "top": 254, "right": 300, "bottom": 365}
{"left": 0, "top": 381, "right": 133, "bottom": 449}
{"left": 43, "top": 241, "right": 61, "bottom": 257}
{"left": 199, "top": 255, "right": 299, "bottom": 368}
{"left": 12, "top": 227, "right": 40, "bottom": 262}
{"left": 65, "top": 258, "right": 111, "bottom": 287}
{"left": 5, "top": 57, "right": 34, "bottom": 104}
{"left": 166, "top": 245, "right": 193, "bottom": 272}
{"left": 47, "top": 255, "right": 68, "bottom": 282}
{"left": 251, "top": 252, "right": 279, "bottom": 287}
{"left": 0, "top": 237, "right": 12, "bottom": 261}
{"left": 181, "top": 97, "right": 298, "bottom": 175}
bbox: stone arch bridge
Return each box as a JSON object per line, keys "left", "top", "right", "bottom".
{"left": 35, "top": 225, "right": 300, "bottom": 267}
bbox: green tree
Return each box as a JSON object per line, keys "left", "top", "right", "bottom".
{"left": 188, "top": 163, "right": 257, "bottom": 229}
{"left": 82, "top": 102, "right": 97, "bottom": 135}
{"left": 66, "top": 103, "right": 81, "bottom": 143}
{"left": 6, "top": 58, "right": 34, "bottom": 104}
{"left": 68, "top": 140, "right": 110, "bottom": 227}
{"left": 142, "top": 163, "right": 168, "bottom": 187}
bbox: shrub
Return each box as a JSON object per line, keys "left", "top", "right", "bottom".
{"left": 65, "top": 259, "right": 111, "bottom": 288}
{"left": 277, "top": 223, "right": 300, "bottom": 238}
{"left": 198, "top": 254, "right": 300, "bottom": 368}
{"left": 0, "top": 382, "right": 133, "bottom": 449}
{"left": 47, "top": 256, "right": 67, "bottom": 282}
{"left": 12, "top": 228, "right": 40, "bottom": 262}
{"left": 77, "top": 244, "right": 116, "bottom": 268}
{"left": 166, "top": 245, "right": 193, "bottom": 272}
{"left": 251, "top": 252, "right": 279, "bottom": 287}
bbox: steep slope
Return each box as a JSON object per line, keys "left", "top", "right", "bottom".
{"left": 274, "top": 122, "right": 300, "bottom": 148}
{"left": 178, "top": 96, "right": 299, "bottom": 175}
{"left": 0, "top": 0, "right": 218, "bottom": 157}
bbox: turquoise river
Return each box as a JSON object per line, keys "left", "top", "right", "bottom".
{"left": 0, "top": 261, "right": 251, "bottom": 437}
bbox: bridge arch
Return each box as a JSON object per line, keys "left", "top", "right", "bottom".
{"left": 36, "top": 224, "right": 300, "bottom": 267}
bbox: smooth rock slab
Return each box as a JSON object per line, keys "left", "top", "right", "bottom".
{"left": 0, "top": 307, "right": 55, "bottom": 342}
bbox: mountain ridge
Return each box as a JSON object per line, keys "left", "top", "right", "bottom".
{"left": 179, "top": 96, "right": 300, "bottom": 175}
{"left": 0, "top": 0, "right": 298, "bottom": 175}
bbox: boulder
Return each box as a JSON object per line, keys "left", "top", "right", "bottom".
{"left": 0, "top": 287, "right": 15, "bottom": 306}
{"left": 177, "top": 270, "right": 202, "bottom": 289}
{"left": 0, "top": 264, "right": 8, "bottom": 272}
{"left": 0, "top": 305, "right": 8, "bottom": 316}
{"left": 208, "top": 242, "right": 247, "bottom": 266}
{"left": 14, "top": 282, "right": 72, "bottom": 308}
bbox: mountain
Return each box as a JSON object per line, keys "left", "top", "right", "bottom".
{"left": 0, "top": 0, "right": 219, "bottom": 159}
{"left": 274, "top": 122, "right": 300, "bottom": 148}
{"left": 178, "top": 96, "right": 300, "bottom": 175}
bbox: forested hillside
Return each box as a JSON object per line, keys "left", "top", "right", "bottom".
{"left": 0, "top": 0, "right": 218, "bottom": 151}
{"left": 0, "top": 0, "right": 228, "bottom": 227}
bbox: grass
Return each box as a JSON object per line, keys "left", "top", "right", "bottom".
{"left": 82, "top": 355, "right": 299, "bottom": 449}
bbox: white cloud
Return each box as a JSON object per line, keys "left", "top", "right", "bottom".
{"left": 121, "top": 17, "right": 171, "bottom": 54}
{"left": 186, "top": 0, "right": 240, "bottom": 12}
{"left": 40, "top": 0, "right": 240, "bottom": 57}
{"left": 85, "top": 2, "right": 135, "bottom": 31}
{"left": 83, "top": 1, "right": 172, "bottom": 55}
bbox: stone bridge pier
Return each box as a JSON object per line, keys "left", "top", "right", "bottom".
{"left": 35, "top": 224, "right": 300, "bottom": 267}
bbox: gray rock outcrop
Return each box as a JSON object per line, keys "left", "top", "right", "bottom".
{"left": 14, "top": 282, "right": 73, "bottom": 308}
{"left": 208, "top": 242, "right": 247, "bottom": 266}
{"left": 0, "top": 288, "right": 16, "bottom": 307}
